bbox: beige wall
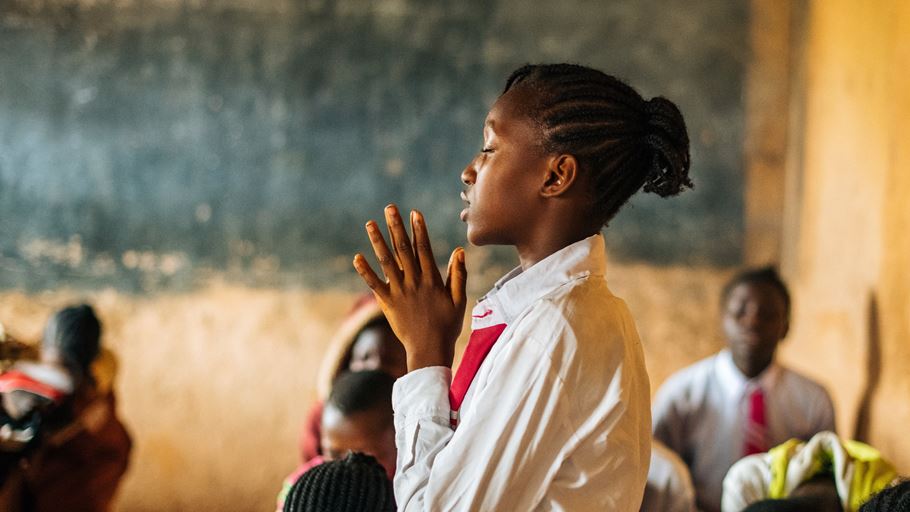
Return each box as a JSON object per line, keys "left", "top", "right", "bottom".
{"left": 0, "top": 262, "right": 732, "bottom": 511}
{"left": 778, "top": 0, "right": 910, "bottom": 473}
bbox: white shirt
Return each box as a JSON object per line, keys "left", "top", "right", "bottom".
{"left": 392, "top": 234, "right": 652, "bottom": 511}
{"left": 642, "top": 439, "right": 697, "bottom": 512}
{"left": 652, "top": 350, "right": 836, "bottom": 512}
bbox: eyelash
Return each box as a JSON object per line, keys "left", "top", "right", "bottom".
{"left": 481, "top": 147, "right": 494, "bottom": 153}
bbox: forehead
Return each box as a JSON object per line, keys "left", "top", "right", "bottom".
{"left": 352, "top": 324, "right": 397, "bottom": 352}
{"left": 725, "top": 281, "right": 786, "bottom": 307}
{"left": 485, "top": 86, "right": 542, "bottom": 140}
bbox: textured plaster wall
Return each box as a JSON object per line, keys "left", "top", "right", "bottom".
{"left": 0, "top": 263, "right": 732, "bottom": 511}
{"left": 778, "top": 0, "right": 910, "bottom": 474}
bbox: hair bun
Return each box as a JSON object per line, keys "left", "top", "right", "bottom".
{"left": 642, "top": 96, "right": 693, "bottom": 198}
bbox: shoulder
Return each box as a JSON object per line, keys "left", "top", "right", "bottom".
{"left": 775, "top": 365, "right": 832, "bottom": 400}
{"left": 655, "top": 354, "right": 719, "bottom": 402}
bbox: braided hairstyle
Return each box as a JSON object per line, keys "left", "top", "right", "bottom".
{"left": 283, "top": 452, "right": 395, "bottom": 512}
{"left": 42, "top": 304, "right": 101, "bottom": 379}
{"left": 502, "top": 63, "right": 692, "bottom": 225}
{"left": 860, "top": 480, "right": 910, "bottom": 512}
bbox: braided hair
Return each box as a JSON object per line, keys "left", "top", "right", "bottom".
{"left": 42, "top": 304, "right": 101, "bottom": 378}
{"left": 860, "top": 480, "right": 910, "bottom": 512}
{"left": 502, "top": 63, "right": 692, "bottom": 225}
{"left": 283, "top": 452, "right": 396, "bottom": 512}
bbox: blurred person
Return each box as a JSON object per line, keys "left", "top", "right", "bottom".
{"left": 860, "top": 480, "right": 910, "bottom": 512}
{"left": 282, "top": 452, "right": 395, "bottom": 512}
{"left": 299, "top": 295, "right": 406, "bottom": 464}
{"left": 278, "top": 370, "right": 396, "bottom": 511}
{"left": 642, "top": 439, "right": 697, "bottom": 512}
{"left": 8, "top": 304, "right": 133, "bottom": 512}
{"left": 653, "top": 267, "right": 835, "bottom": 512}
{"left": 722, "top": 431, "right": 898, "bottom": 512}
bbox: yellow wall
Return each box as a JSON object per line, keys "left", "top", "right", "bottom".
{"left": 779, "top": 0, "right": 910, "bottom": 473}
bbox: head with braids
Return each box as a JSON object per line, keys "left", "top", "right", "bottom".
{"left": 283, "top": 452, "right": 395, "bottom": 512}
{"left": 459, "top": 63, "right": 691, "bottom": 263}
{"left": 860, "top": 480, "right": 910, "bottom": 512}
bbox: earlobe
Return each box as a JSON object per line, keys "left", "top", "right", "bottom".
{"left": 541, "top": 155, "right": 578, "bottom": 197}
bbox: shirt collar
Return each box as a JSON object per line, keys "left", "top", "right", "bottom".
{"left": 715, "top": 349, "right": 781, "bottom": 401}
{"left": 476, "top": 233, "right": 607, "bottom": 323}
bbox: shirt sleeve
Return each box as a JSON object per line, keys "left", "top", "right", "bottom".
{"left": 391, "top": 335, "right": 578, "bottom": 511}
{"left": 652, "top": 378, "right": 689, "bottom": 460}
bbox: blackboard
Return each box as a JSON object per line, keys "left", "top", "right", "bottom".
{"left": 0, "top": 0, "right": 749, "bottom": 291}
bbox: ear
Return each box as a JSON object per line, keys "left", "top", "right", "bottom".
{"left": 540, "top": 154, "right": 578, "bottom": 197}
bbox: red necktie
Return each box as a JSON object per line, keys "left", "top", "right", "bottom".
{"left": 743, "top": 386, "right": 768, "bottom": 456}
{"left": 448, "top": 323, "right": 507, "bottom": 427}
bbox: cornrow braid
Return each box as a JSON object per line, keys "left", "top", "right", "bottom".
{"left": 860, "top": 480, "right": 910, "bottom": 512}
{"left": 503, "top": 63, "right": 692, "bottom": 225}
{"left": 283, "top": 452, "right": 395, "bottom": 512}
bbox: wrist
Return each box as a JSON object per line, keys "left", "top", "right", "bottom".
{"left": 406, "top": 347, "right": 452, "bottom": 372}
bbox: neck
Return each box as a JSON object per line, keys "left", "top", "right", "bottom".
{"left": 732, "top": 353, "right": 774, "bottom": 379}
{"left": 515, "top": 226, "right": 599, "bottom": 270}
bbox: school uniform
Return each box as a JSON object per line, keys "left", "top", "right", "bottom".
{"left": 642, "top": 439, "right": 697, "bottom": 512}
{"left": 652, "top": 350, "right": 835, "bottom": 512}
{"left": 392, "top": 233, "right": 651, "bottom": 511}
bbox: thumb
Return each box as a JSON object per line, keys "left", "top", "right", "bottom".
{"left": 446, "top": 247, "right": 467, "bottom": 309}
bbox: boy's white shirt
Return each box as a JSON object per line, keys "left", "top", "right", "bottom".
{"left": 652, "top": 350, "right": 836, "bottom": 512}
{"left": 391, "top": 233, "right": 652, "bottom": 511}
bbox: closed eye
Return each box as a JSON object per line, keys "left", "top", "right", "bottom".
{"left": 481, "top": 147, "right": 494, "bottom": 153}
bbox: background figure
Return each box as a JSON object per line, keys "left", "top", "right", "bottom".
{"left": 652, "top": 267, "right": 835, "bottom": 512}
{"left": 282, "top": 452, "right": 395, "bottom": 512}
{"left": 642, "top": 439, "right": 697, "bottom": 512}
{"left": 722, "top": 431, "right": 898, "bottom": 512}
{"left": 300, "top": 296, "right": 406, "bottom": 464}
{"left": 19, "top": 304, "right": 132, "bottom": 512}
{"left": 278, "top": 370, "right": 396, "bottom": 511}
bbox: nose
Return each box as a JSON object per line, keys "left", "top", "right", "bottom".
{"left": 461, "top": 158, "right": 477, "bottom": 185}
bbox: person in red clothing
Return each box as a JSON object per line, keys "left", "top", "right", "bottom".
{"left": 6, "top": 305, "right": 132, "bottom": 512}
{"left": 299, "top": 295, "right": 406, "bottom": 463}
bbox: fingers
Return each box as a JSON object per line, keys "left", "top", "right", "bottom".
{"left": 365, "top": 220, "right": 402, "bottom": 286}
{"left": 384, "top": 205, "right": 419, "bottom": 285}
{"left": 446, "top": 248, "right": 467, "bottom": 309}
{"left": 410, "top": 210, "right": 442, "bottom": 285}
{"left": 353, "top": 253, "right": 389, "bottom": 297}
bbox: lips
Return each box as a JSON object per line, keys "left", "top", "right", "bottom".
{"left": 460, "top": 192, "right": 470, "bottom": 221}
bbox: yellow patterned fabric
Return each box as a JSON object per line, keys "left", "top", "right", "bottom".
{"left": 764, "top": 432, "right": 897, "bottom": 511}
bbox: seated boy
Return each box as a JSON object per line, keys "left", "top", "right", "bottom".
{"left": 278, "top": 370, "right": 396, "bottom": 511}
{"left": 722, "top": 431, "right": 898, "bottom": 512}
{"left": 652, "top": 267, "right": 836, "bottom": 512}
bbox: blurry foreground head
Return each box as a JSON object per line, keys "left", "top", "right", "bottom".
{"left": 42, "top": 304, "right": 101, "bottom": 381}
{"left": 282, "top": 452, "right": 395, "bottom": 512}
{"left": 860, "top": 480, "right": 910, "bottom": 512}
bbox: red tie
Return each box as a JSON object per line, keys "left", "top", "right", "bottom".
{"left": 743, "top": 386, "right": 768, "bottom": 456}
{"left": 448, "top": 323, "right": 507, "bottom": 427}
